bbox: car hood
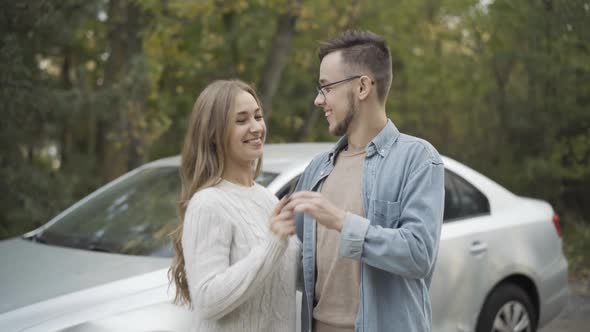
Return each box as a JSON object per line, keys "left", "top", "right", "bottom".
{"left": 0, "top": 238, "right": 170, "bottom": 315}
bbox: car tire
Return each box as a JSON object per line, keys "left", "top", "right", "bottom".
{"left": 476, "top": 283, "right": 537, "bottom": 332}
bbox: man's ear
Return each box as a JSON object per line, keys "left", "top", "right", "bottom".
{"left": 358, "top": 75, "right": 373, "bottom": 101}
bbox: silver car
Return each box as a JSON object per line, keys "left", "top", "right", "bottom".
{"left": 0, "top": 143, "right": 568, "bottom": 332}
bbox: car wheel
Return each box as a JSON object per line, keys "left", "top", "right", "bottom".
{"left": 476, "top": 283, "right": 537, "bottom": 332}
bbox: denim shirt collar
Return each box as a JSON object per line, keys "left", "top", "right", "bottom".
{"left": 328, "top": 119, "right": 401, "bottom": 164}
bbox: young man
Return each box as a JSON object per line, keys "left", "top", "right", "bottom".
{"left": 286, "top": 30, "right": 445, "bottom": 332}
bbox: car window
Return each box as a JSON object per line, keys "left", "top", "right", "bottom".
{"left": 276, "top": 175, "right": 300, "bottom": 199}
{"left": 38, "top": 167, "right": 279, "bottom": 257}
{"left": 443, "top": 170, "right": 490, "bottom": 222}
{"left": 256, "top": 171, "right": 279, "bottom": 187}
{"left": 444, "top": 172, "right": 461, "bottom": 221}
{"left": 40, "top": 167, "right": 181, "bottom": 257}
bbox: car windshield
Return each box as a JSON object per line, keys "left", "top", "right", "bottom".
{"left": 37, "top": 166, "right": 278, "bottom": 257}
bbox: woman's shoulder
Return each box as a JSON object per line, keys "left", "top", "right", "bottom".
{"left": 187, "top": 186, "right": 229, "bottom": 211}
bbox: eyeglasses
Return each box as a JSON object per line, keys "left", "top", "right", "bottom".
{"left": 316, "top": 75, "right": 374, "bottom": 100}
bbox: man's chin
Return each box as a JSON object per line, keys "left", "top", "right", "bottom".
{"left": 330, "top": 125, "right": 347, "bottom": 136}
{"left": 328, "top": 123, "right": 340, "bottom": 136}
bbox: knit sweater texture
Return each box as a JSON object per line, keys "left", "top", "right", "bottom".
{"left": 181, "top": 180, "right": 298, "bottom": 332}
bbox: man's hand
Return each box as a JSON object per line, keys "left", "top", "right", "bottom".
{"left": 283, "top": 191, "right": 346, "bottom": 231}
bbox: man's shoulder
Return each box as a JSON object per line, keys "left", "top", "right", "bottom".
{"left": 395, "top": 133, "right": 443, "bottom": 165}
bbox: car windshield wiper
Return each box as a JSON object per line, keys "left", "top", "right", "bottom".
{"left": 26, "top": 232, "right": 48, "bottom": 244}
{"left": 87, "top": 242, "right": 113, "bottom": 253}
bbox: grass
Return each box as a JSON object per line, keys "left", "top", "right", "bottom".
{"left": 562, "top": 218, "right": 590, "bottom": 282}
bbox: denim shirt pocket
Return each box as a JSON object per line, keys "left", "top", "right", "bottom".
{"left": 371, "top": 199, "right": 401, "bottom": 228}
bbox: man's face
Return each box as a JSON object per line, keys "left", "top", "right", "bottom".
{"left": 314, "top": 51, "right": 359, "bottom": 136}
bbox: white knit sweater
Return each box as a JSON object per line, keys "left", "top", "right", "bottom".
{"left": 181, "top": 180, "right": 299, "bottom": 332}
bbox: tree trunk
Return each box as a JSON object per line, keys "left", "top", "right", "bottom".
{"left": 98, "top": 0, "right": 146, "bottom": 181}
{"left": 258, "top": 0, "right": 302, "bottom": 118}
{"left": 222, "top": 10, "right": 239, "bottom": 76}
{"left": 60, "top": 48, "right": 73, "bottom": 166}
{"left": 125, "top": 2, "right": 145, "bottom": 171}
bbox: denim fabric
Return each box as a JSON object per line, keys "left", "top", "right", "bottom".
{"left": 295, "top": 120, "right": 445, "bottom": 332}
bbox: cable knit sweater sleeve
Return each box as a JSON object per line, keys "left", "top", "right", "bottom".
{"left": 182, "top": 188, "right": 288, "bottom": 321}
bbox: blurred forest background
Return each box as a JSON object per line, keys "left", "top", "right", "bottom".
{"left": 1, "top": 0, "right": 589, "bottom": 269}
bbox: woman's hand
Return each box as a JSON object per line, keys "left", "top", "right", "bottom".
{"left": 269, "top": 196, "right": 296, "bottom": 240}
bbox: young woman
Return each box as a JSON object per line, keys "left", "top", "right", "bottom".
{"left": 169, "top": 80, "right": 298, "bottom": 331}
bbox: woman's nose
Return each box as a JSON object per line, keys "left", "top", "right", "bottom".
{"left": 249, "top": 119, "right": 263, "bottom": 133}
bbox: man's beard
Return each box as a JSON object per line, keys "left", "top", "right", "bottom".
{"left": 331, "top": 92, "right": 357, "bottom": 136}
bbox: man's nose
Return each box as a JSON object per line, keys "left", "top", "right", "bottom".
{"left": 314, "top": 92, "right": 325, "bottom": 108}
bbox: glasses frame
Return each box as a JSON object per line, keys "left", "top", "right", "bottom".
{"left": 316, "top": 75, "right": 374, "bottom": 100}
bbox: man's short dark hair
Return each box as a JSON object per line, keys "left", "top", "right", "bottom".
{"left": 318, "top": 30, "right": 392, "bottom": 104}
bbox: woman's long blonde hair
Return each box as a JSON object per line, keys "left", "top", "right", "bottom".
{"left": 169, "top": 79, "right": 263, "bottom": 306}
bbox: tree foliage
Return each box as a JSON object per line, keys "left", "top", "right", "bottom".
{"left": 1, "top": 0, "right": 589, "bottom": 239}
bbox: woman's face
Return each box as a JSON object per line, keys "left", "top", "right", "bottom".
{"left": 224, "top": 90, "right": 266, "bottom": 168}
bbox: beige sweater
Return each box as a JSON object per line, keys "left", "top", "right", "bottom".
{"left": 314, "top": 149, "right": 366, "bottom": 331}
{"left": 181, "top": 180, "right": 298, "bottom": 332}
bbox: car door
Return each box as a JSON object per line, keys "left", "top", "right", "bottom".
{"left": 430, "top": 170, "right": 493, "bottom": 332}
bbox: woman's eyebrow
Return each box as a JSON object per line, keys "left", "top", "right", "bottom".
{"left": 235, "top": 107, "right": 261, "bottom": 116}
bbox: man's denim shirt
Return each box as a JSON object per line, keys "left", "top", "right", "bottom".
{"left": 295, "top": 120, "right": 445, "bottom": 332}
